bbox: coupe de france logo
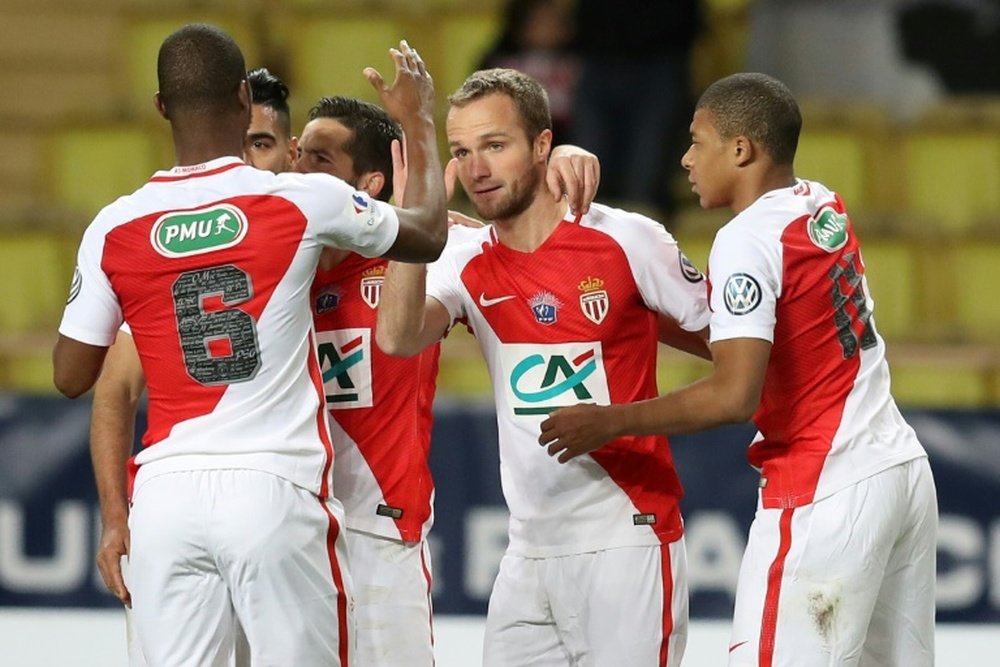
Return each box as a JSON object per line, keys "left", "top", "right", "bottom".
{"left": 151, "top": 204, "right": 248, "bottom": 258}
{"left": 528, "top": 291, "right": 562, "bottom": 326}
{"left": 724, "top": 273, "right": 761, "bottom": 315}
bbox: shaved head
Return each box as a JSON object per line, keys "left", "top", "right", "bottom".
{"left": 157, "top": 23, "right": 247, "bottom": 117}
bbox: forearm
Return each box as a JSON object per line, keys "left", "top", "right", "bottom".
{"left": 89, "top": 386, "right": 137, "bottom": 525}
{"left": 393, "top": 116, "right": 448, "bottom": 261}
{"left": 376, "top": 261, "right": 431, "bottom": 356}
{"left": 608, "top": 373, "right": 756, "bottom": 437}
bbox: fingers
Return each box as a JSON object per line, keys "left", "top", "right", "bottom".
{"left": 364, "top": 67, "right": 386, "bottom": 94}
{"left": 447, "top": 210, "right": 486, "bottom": 228}
{"left": 444, "top": 158, "right": 458, "bottom": 202}
{"left": 402, "top": 40, "right": 428, "bottom": 78}
{"left": 581, "top": 160, "right": 599, "bottom": 215}
{"left": 97, "top": 549, "right": 131, "bottom": 606}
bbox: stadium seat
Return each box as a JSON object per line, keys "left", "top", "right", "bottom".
{"left": 431, "top": 11, "right": 501, "bottom": 101}
{"left": 901, "top": 129, "right": 1000, "bottom": 236}
{"left": 859, "top": 239, "right": 919, "bottom": 343}
{"left": 950, "top": 241, "right": 1000, "bottom": 343}
{"left": 287, "top": 15, "right": 408, "bottom": 111}
{"left": 888, "top": 345, "right": 995, "bottom": 408}
{"left": 48, "top": 125, "right": 163, "bottom": 218}
{"left": 0, "top": 233, "right": 75, "bottom": 334}
{"left": 796, "top": 129, "right": 870, "bottom": 216}
{"left": 122, "top": 15, "right": 259, "bottom": 119}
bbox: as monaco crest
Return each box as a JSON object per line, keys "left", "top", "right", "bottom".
{"left": 360, "top": 265, "right": 386, "bottom": 309}
{"left": 578, "top": 276, "right": 609, "bottom": 325}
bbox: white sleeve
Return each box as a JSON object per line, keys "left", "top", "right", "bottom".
{"left": 708, "top": 224, "right": 781, "bottom": 343}
{"left": 57, "top": 221, "right": 122, "bottom": 347}
{"left": 614, "top": 215, "right": 711, "bottom": 331}
{"left": 296, "top": 173, "right": 400, "bottom": 258}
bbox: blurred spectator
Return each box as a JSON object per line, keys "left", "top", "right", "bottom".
{"left": 570, "top": 0, "right": 703, "bottom": 219}
{"left": 478, "top": 0, "right": 579, "bottom": 143}
{"left": 747, "top": 0, "right": 943, "bottom": 121}
{"left": 898, "top": 0, "right": 1000, "bottom": 93}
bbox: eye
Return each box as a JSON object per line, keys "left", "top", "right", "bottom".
{"left": 487, "top": 142, "right": 503, "bottom": 152}
{"left": 452, "top": 148, "right": 469, "bottom": 159}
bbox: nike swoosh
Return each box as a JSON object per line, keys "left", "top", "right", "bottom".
{"left": 729, "top": 641, "right": 749, "bottom": 653}
{"left": 478, "top": 293, "right": 516, "bottom": 307}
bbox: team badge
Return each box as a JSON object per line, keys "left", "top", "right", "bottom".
{"left": 678, "top": 252, "right": 705, "bottom": 283}
{"left": 807, "top": 206, "right": 849, "bottom": 252}
{"left": 360, "top": 265, "right": 385, "bottom": 309}
{"left": 724, "top": 273, "right": 762, "bottom": 315}
{"left": 314, "top": 285, "right": 341, "bottom": 313}
{"left": 528, "top": 291, "right": 562, "bottom": 326}
{"left": 578, "top": 276, "right": 609, "bottom": 325}
{"left": 66, "top": 266, "right": 82, "bottom": 304}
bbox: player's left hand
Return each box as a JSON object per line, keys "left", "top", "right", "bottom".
{"left": 547, "top": 146, "right": 601, "bottom": 216}
{"left": 539, "top": 403, "right": 616, "bottom": 463}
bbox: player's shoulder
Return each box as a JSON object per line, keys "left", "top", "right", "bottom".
{"left": 578, "top": 201, "right": 677, "bottom": 246}
{"left": 437, "top": 223, "right": 491, "bottom": 267}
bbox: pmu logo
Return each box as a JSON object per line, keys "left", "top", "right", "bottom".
{"left": 151, "top": 203, "right": 248, "bottom": 258}
{"left": 501, "top": 342, "right": 611, "bottom": 416}
{"left": 316, "top": 328, "right": 373, "bottom": 408}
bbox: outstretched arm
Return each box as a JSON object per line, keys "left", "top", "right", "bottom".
{"left": 365, "top": 41, "right": 448, "bottom": 262}
{"left": 539, "top": 337, "right": 770, "bottom": 462}
{"left": 90, "top": 331, "right": 146, "bottom": 607}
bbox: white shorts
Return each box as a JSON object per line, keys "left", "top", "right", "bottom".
{"left": 729, "top": 457, "right": 937, "bottom": 667}
{"left": 128, "top": 469, "right": 354, "bottom": 667}
{"left": 483, "top": 540, "right": 689, "bottom": 667}
{"left": 347, "top": 528, "right": 434, "bottom": 667}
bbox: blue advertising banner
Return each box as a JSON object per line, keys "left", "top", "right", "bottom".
{"left": 0, "top": 393, "right": 997, "bottom": 622}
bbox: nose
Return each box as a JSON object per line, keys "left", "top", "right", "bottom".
{"left": 680, "top": 147, "right": 693, "bottom": 171}
{"left": 469, "top": 153, "right": 490, "bottom": 180}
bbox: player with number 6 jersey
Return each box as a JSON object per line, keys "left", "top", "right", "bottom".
{"left": 53, "top": 25, "right": 447, "bottom": 666}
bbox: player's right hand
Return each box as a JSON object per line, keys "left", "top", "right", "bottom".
{"left": 97, "top": 521, "right": 132, "bottom": 607}
{"left": 364, "top": 40, "right": 434, "bottom": 126}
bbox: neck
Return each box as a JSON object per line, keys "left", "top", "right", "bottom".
{"left": 170, "top": 116, "right": 247, "bottom": 167}
{"left": 493, "top": 190, "right": 570, "bottom": 253}
{"left": 730, "top": 165, "right": 797, "bottom": 215}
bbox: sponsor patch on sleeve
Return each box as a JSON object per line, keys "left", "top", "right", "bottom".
{"left": 349, "top": 191, "right": 377, "bottom": 227}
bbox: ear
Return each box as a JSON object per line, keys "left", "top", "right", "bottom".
{"left": 286, "top": 136, "right": 299, "bottom": 167}
{"left": 535, "top": 128, "right": 553, "bottom": 164}
{"left": 358, "top": 170, "right": 386, "bottom": 199}
{"left": 237, "top": 80, "right": 251, "bottom": 113}
{"left": 154, "top": 92, "right": 169, "bottom": 120}
{"left": 733, "top": 136, "right": 754, "bottom": 167}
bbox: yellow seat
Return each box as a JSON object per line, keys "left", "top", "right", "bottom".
{"left": 796, "top": 129, "right": 869, "bottom": 214}
{"left": 2, "top": 348, "right": 57, "bottom": 395}
{"left": 950, "top": 242, "right": 1000, "bottom": 343}
{"left": 431, "top": 11, "right": 501, "bottom": 100}
{"left": 887, "top": 345, "right": 994, "bottom": 408}
{"left": 48, "top": 125, "right": 161, "bottom": 218}
{"left": 288, "top": 15, "right": 407, "bottom": 111}
{"left": 859, "top": 240, "right": 918, "bottom": 343}
{"left": 901, "top": 129, "right": 1000, "bottom": 235}
{"left": 122, "top": 15, "right": 259, "bottom": 119}
{"left": 0, "top": 233, "right": 75, "bottom": 334}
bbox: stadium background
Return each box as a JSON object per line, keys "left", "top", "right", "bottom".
{"left": 0, "top": 0, "right": 997, "bottom": 664}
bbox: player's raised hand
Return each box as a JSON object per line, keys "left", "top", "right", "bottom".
{"left": 364, "top": 40, "right": 434, "bottom": 126}
{"left": 96, "top": 520, "right": 132, "bottom": 607}
{"left": 538, "top": 403, "right": 616, "bottom": 463}
{"left": 546, "top": 145, "right": 601, "bottom": 215}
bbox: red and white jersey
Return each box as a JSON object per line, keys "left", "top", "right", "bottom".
{"left": 708, "top": 179, "right": 926, "bottom": 509}
{"left": 59, "top": 156, "right": 400, "bottom": 498}
{"left": 426, "top": 204, "right": 710, "bottom": 557}
{"left": 312, "top": 254, "right": 439, "bottom": 543}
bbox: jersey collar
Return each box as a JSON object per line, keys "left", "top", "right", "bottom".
{"left": 149, "top": 156, "right": 248, "bottom": 183}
